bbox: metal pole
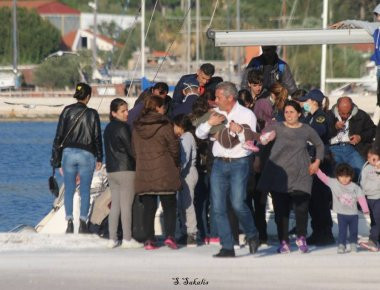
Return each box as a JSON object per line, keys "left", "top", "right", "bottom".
{"left": 282, "top": 0, "right": 287, "bottom": 60}
{"left": 12, "top": 0, "right": 18, "bottom": 75}
{"left": 196, "top": 0, "right": 200, "bottom": 68}
{"left": 92, "top": 0, "right": 98, "bottom": 77}
{"left": 236, "top": 0, "right": 241, "bottom": 72}
{"left": 320, "top": 0, "right": 328, "bottom": 93}
{"left": 187, "top": 0, "right": 191, "bottom": 74}
{"left": 141, "top": 0, "right": 145, "bottom": 78}
{"left": 227, "top": 3, "right": 231, "bottom": 81}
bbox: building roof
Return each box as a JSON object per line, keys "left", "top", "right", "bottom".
{"left": 62, "top": 30, "right": 77, "bottom": 50}
{"left": 0, "top": 1, "right": 80, "bottom": 15}
{"left": 84, "top": 29, "right": 123, "bottom": 49}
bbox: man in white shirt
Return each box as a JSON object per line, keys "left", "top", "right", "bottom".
{"left": 196, "top": 81, "right": 259, "bottom": 257}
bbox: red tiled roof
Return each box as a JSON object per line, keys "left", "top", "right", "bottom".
{"left": 152, "top": 51, "right": 172, "bottom": 57}
{"left": 0, "top": 1, "right": 80, "bottom": 15}
{"left": 62, "top": 30, "right": 77, "bottom": 50}
{"left": 84, "top": 29, "right": 123, "bottom": 48}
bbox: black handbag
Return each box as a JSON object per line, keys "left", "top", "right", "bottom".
{"left": 48, "top": 168, "right": 59, "bottom": 197}
{"left": 51, "top": 108, "right": 88, "bottom": 168}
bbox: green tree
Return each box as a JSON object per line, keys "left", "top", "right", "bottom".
{"left": 0, "top": 7, "right": 61, "bottom": 65}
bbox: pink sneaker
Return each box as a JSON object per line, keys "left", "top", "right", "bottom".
{"left": 209, "top": 237, "right": 220, "bottom": 245}
{"left": 164, "top": 236, "right": 178, "bottom": 250}
{"left": 277, "top": 240, "right": 291, "bottom": 254}
{"left": 204, "top": 237, "right": 210, "bottom": 245}
{"left": 296, "top": 236, "right": 309, "bottom": 253}
{"left": 242, "top": 141, "right": 260, "bottom": 152}
{"left": 144, "top": 240, "right": 159, "bottom": 250}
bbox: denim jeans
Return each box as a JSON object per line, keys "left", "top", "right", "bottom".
{"left": 210, "top": 156, "right": 257, "bottom": 250}
{"left": 62, "top": 147, "right": 96, "bottom": 221}
{"left": 337, "top": 214, "right": 358, "bottom": 245}
{"left": 329, "top": 144, "right": 364, "bottom": 180}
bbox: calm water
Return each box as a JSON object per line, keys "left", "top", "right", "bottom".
{"left": 0, "top": 122, "right": 106, "bottom": 232}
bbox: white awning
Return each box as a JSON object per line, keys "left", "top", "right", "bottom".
{"left": 207, "top": 29, "right": 373, "bottom": 47}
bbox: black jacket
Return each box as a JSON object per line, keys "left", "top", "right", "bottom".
{"left": 104, "top": 119, "right": 136, "bottom": 172}
{"left": 327, "top": 104, "right": 376, "bottom": 157}
{"left": 374, "top": 120, "right": 380, "bottom": 155}
{"left": 52, "top": 102, "right": 103, "bottom": 162}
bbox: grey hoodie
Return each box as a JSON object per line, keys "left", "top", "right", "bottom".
{"left": 360, "top": 162, "right": 380, "bottom": 200}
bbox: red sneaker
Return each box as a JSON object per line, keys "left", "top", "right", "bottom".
{"left": 144, "top": 240, "right": 159, "bottom": 250}
{"left": 209, "top": 237, "right": 220, "bottom": 245}
{"left": 164, "top": 236, "right": 178, "bottom": 250}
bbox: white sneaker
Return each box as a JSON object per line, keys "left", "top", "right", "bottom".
{"left": 121, "top": 238, "right": 144, "bottom": 249}
{"left": 107, "top": 240, "right": 119, "bottom": 249}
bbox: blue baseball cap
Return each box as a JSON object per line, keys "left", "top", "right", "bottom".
{"left": 298, "top": 89, "right": 325, "bottom": 103}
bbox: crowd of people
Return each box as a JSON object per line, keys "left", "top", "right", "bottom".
{"left": 51, "top": 46, "right": 380, "bottom": 258}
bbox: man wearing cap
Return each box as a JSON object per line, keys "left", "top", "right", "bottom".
{"left": 173, "top": 63, "right": 215, "bottom": 105}
{"left": 299, "top": 89, "right": 335, "bottom": 246}
{"left": 330, "top": 4, "right": 380, "bottom": 124}
{"left": 241, "top": 46, "right": 297, "bottom": 95}
{"left": 327, "top": 96, "right": 376, "bottom": 180}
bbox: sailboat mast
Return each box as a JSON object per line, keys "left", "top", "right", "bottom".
{"left": 196, "top": 0, "right": 200, "bottom": 68}
{"left": 12, "top": 0, "right": 18, "bottom": 75}
{"left": 141, "top": 0, "right": 145, "bottom": 79}
{"left": 320, "top": 0, "right": 328, "bottom": 93}
{"left": 187, "top": 0, "right": 191, "bottom": 74}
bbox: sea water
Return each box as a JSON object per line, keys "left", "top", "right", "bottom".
{"left": 0, "top": 122, "right": 105, "bottom": 232}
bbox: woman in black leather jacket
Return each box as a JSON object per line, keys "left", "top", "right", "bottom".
{"left": 52, "top": 83, "right": 103, "bottom": 234}
{"left": 103, "top": 98, "right": 143, "bottom": 249}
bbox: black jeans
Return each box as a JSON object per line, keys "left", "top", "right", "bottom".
{"left": 271, "top": 191, "right": 310, "bottom": 243}
{"left": 140, "top": 194, "right": 177, "bottom": 241}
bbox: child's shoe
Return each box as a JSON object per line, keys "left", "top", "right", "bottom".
{"left": 242, "top": 140, "right": 260, "bottom": 152}
{"left": 296, "top": 236, "right": 308, "bottom": 253}
{"left": 359, "top": 240, "right": 379, "bottom": 252}
{"left": 209, "top": 237, "right": 220, "bottom": 245}
{"left": 349, "top": 243, "right": 357, "bottom": 253}
{"left": 337, "top": 244, "right": 346, "bottom": 254}
{"left": 277, "top": 240, "right": 291, "bottom": 254}
{"left": 144, "top": 240, "right": 159, "bottom": 250}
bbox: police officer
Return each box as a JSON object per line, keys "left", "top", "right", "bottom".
{"left": 299, "top": 89, "right": 335, "bottom": 246}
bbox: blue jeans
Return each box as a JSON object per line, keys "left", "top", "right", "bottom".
{"left": 210, "top": 156, "right": 257, "bottom": 250}
{"left": 337, "top": 214, "right": 358, "bottom": 245}
{"left": 330, "top": 144, "right": 364, "bottom": 179}
{"left": 62, "top": 147, "right": 96, "bottom": 221}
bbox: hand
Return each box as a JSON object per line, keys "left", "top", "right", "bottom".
{"left": 229, "top": 120, "right": 243, "bottom": 134}
{"left": 335, "top": 121, "right": 345, "bottom": 130}
{"left": 96, "top": 162, "right": 102, "bottom": 171}
{"left": 329, "top": 21, "right": 345, "bottom": 29}
{"left": 207, "top": 112, "right": 225, "bottom": 126}
{"left": 260, "top": 130, "right": 276, "bottom": 145}
{"left": 309, "top": 159, "right": 320, "bottom": 175}
{"left": 349, "top": 135, "right": 361, "bottom": 146}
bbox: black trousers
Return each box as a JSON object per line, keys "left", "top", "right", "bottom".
{"left": 377, "top": 76, "right": 380, "bottom": 106}
{"left": 140, "top": 194, "right": 177, "bottom": 241}
{"left": 271, "top": 191, "right": 310, "bottom": 243}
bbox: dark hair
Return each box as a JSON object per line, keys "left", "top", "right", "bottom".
{"left": 247, "top": 70, "right": 263, "bottom": 85}
{"left": 367, "top": 146, "right": 379, "bottom": 156}
{"left": 152, "top": 82, "right": 169, "bottom": 94}
{"left": 141, "top": 95, "right": 165, "bottom": 116}
{"left": 109, "top": 98, "right": 128, "bottom": 121}
{"left": 73, "top": 83, "right": 91, "bottom": 100}
{"left": 284, "top": 99, "right": 302, "bottom": 114}
{"left": 238, "top": 89, "right": 254, "bottom": 107}
{"left": 291, "top": 89, "right": 307, "bottom": 101}
{"left": 200, "top": 63, "right": 215, "bottom": 77}
{"left": 191, "top": 95, "right": 210, "bottom": 120}
{"left": 335, "top": 163, "right": 354, "bottom": 179}
{"left": 173, "top": 114, "right": 194, "bottom": 133}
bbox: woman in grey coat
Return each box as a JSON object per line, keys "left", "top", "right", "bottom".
{"left": 257, "top": 100, "right": 324, "bottom": 254}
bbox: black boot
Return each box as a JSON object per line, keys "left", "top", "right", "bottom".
{"left": 213, "top": 248, "right": 235, "bottom": 258}
{"left": 66, "top": 219, "right": 74, "bottom": 234}
{"left": 248, "top": 235, "right": 260, "bottom": 254}
{"left": 78, "top": 219, "right": 89, "bottom": 234}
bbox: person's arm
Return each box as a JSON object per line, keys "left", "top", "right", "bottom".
{"left": 195, "top": 112, "right": 225, "bottom": 140}
{"left": 307, "top": 126, "right": 324, "bottom": 174}
{"left": 180, "top": 133, "right": 193, "bottom": 171}
{"left": 316, "top": 169, "right": 330, "bottom": 187}
{"left": 120, "top": 124, "right": 135, "bottom": 159}
{"left": 343, "top": 20, "right": 377, "bottom": 35}
{"left": 94, "top": 111, "right": 103, "bottom": 170}
{"left": 234, "top": 110, "right": 257, "bottom": 143}
{"left": 173, "top": 76, "right": 185, "bottom": 104}
{"left": 355, "top": 111, "right": 376, "bottom": 144}
{"left": 357, "top": 186, "right": 370, "bottom": 214}
{"left": 163, "top": 123, "right": 180, "bottom": 168}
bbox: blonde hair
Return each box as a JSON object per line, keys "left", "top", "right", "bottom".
{"left": 270, "top": 82, "right": 288, "bottom": 111}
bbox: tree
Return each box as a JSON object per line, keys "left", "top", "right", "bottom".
{"left": 0, "top": 7, "right": 61, "bottom": 65}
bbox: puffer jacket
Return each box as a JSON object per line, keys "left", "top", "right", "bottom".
{"left": 132, "top": 111, "right": 181, "bottom": 195}
{"left": 52, "top": 102, "right": 103, "bottom": 162}
{"left": 104, "top": 119, "right": 135, "bottom": 173}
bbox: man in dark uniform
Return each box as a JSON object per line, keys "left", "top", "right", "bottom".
{"left": 299, "top": 89, "right": 335, "bottom": 246}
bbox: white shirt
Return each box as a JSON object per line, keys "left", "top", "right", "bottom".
{"left": 330, "top": 115, "right": 351, "bottom": 145}
{"left": 195, "top": 102, "right": 257, "bottom": 158}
